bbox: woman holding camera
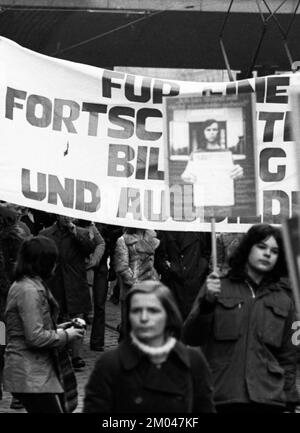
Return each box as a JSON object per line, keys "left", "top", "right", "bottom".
{"left": 3, "top": 236, "right": 84, "bottom": 413}
{"left": 83, "top": 280, "right": 215, "bottom": 413}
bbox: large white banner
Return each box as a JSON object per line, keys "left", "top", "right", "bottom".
{"left": 0, "top": 37, "right": 299, "bottom": 232}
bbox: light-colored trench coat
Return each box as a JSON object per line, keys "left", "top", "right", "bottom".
{"left": 3, "top": 276, "right": 67, "bottom": 393}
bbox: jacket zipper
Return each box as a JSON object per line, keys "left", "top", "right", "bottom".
{"left": 245, "top": 280, "right": 256, "bottom": 298}
{"left": 244, "top": 280, "right": 256, "bottom": 391}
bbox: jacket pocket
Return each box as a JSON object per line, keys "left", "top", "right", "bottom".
{"left": 264, "top": 361, "right": 285, "bottom": 403}
{"left": 214, "top": 298, "right": 243, "bottom": 340}
{"left": 262, "top": 300, "right": 289, "bottom": 348}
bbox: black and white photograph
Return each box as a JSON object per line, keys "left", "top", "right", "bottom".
{"left": 1, "top": 0, "right": 300, "bottom": 423}
{"left": 164, "top": 93, "right": 258, "bottom": 217}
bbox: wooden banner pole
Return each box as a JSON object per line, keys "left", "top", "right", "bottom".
{"left": 211, "top": 216, "right": 217, "bottom": 273}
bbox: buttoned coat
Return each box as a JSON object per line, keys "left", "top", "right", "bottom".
{"left": 183, "top": 275, "right": 299, "bottom": 408}
{"left": 3, "top": 277, "right": 67, "bottom": 393}
{"left": 83, "top": 339, "right": 215, "bottom": 413}
{"left": 40, "top": 223, "right": 95, "bottom": 316}
{"left": 155, "top": 231, "right": 211, "bottom": 319}
{"left": 114, "top": 230, "right": 160, "bottom": 300}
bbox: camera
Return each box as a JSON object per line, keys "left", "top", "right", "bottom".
{"left": 71, "top": 317, "right": 87, "bottom": 330}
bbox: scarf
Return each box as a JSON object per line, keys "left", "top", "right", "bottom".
{"left": 130, "top": 331, "right": 176, "bottom": 366}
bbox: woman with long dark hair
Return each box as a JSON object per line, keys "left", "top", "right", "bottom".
{"left": 83, "top": 280, "right": 215, "bottom": 413}
{"left": 182, "top": 119, "right": 243, "bottom": 184}
{"left": 183, "top": 224, "right": 299, "bottom": 413}
{"left": 197, "top": 119, "right": 222, "bottom": 151}
{"left": 3, "top": 236, "right": 84, "bottom": 413}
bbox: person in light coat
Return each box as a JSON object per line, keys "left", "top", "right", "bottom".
{"left": 114, "top": 228, "right": 160, "bottom": 339}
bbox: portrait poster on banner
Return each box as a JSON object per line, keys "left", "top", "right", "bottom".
{"left": 164, "top": 93, "right": 259, "bottom": 219}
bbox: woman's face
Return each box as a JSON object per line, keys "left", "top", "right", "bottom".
{"left": 247, "top": 235, "right": 279, "bottom": 276}
{"left": 129, "top": 292, "right": 167, "bottom": 347}
{"left": 204, "top": 122, "right": 219, "bottom": 144}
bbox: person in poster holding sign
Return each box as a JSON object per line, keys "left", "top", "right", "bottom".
{"left": 181, "top": 119, "right": 244, "bottom": 189}
{"left": 183, "top": 224, "right": 299, "bottom": 413}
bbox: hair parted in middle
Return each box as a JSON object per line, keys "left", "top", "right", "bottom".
{"left": 124, "top": 280, "right": 183, "bottom": 339}
{"left": 228, "top": 223, "right": 287, "bottom": 281}
{"left": 197, "top": 118, "right": 220, "bottom": 150}
{"left": 203, "top": 118, "right": 219, "bottom": 131}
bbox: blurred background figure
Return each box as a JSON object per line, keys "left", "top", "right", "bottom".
{"left": 114, "top": 228, "right": 160, "bottom": 340}
{"left": 19, "top": 207, "right": 40, "bottom": 235}
{"left": 31, "top": 210, "right": 57, "bottom": 233}
{"left": 89, "top": 223, "right": 123, "bottom": 351}
{"left": 2, "top": 203, "right": 31, "bottom": 238}
{"left": 105, "top": 224, "right": 123, "bottom": 306}
{"left": 40, "top": 215, "right": 96, "bottom": 370}
{"left": 77, "top": 220, "right": 108, "bottom": 352}
{"left": 155, "top": 231, "right": 211, "bottom": 320}
{"left": 216, "top": 232, "right": 244, "bottom": 276}
{"left": 0, "top": 205, "right": 30, "bottom": 410}
{"left": 83, "top": 280, "right": 215, "bottom": 413}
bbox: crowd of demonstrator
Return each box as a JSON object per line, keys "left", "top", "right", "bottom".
{"left": 0, "top": 202, "right": 299, "bottom": 413}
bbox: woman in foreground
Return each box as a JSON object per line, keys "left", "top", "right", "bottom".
{"left": 83, "top": 280, "right": 215, "bottom": 413}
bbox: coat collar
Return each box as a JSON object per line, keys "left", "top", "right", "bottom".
{"left": 119, "top": 339, "right": 190, "bottom": 370}
{"left": 123, "top": 230, "right": 159, "bottom": 251}
{"left": 228, "top": 271, "right": 283, "bottom": 294}
{"left": 21, "top": 276, "right": 60, "bottom": 323}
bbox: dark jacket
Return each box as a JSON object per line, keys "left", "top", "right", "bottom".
{"left": 83, "top": 339, "right": 215, "bottom": 413}
{"left": 155, "top": 231, "right": 211, "bottom": 319}
{"left": 95, "top": 224, "right": 123, "bottom": 265}
{"left": 183, "top": 275, "right": 298, "bottom": 408}
{"left": 40, "top": 222, "right": 95, "bottom": 316}
{"left": 85, "top": 223, "right": 105, "bottom": 270}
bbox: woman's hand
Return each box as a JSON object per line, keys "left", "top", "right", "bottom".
{"left": 65, "top": 326, "right": 85, "bottom": 341}
{"left": 230, "top": 164, "right": 243, "bottom": 180}
{"left": 205, "top": 271, "right": 221, "bottom": 303}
